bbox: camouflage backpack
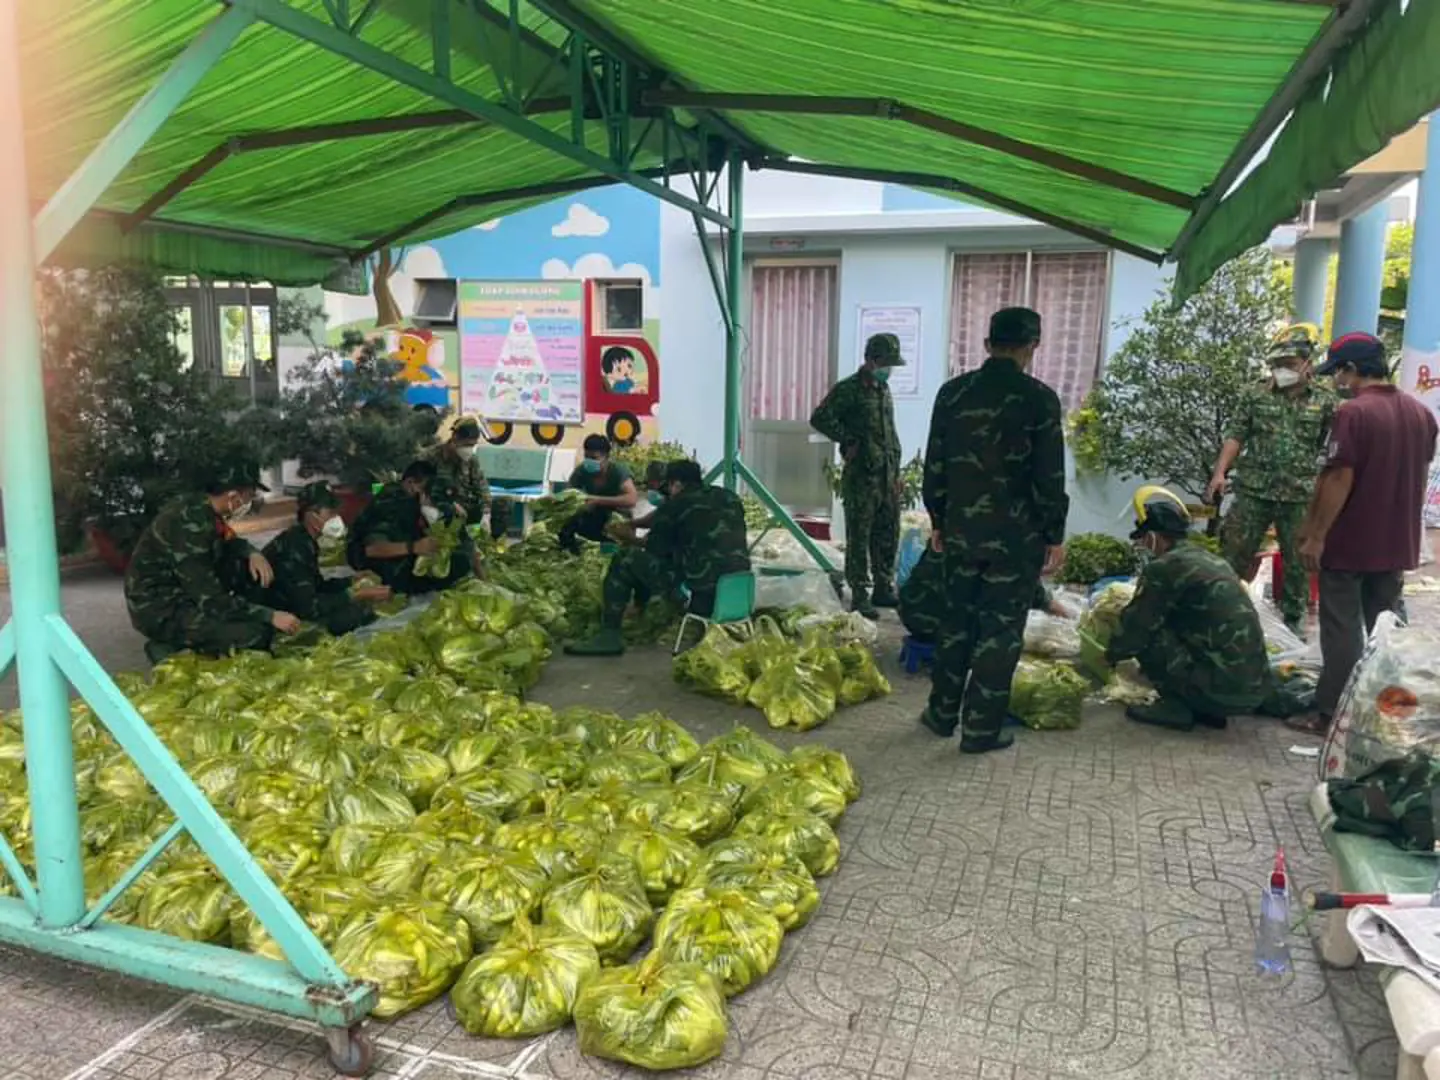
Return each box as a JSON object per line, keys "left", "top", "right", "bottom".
{"left": 1327, "top": 750, "right": 1440, "bottom": 853}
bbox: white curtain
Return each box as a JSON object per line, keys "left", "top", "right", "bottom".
{"left": 748, "top": 263, "right": 836, "bottom": 422}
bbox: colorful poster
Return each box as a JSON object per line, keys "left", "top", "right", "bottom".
{"left": 459, "top": 280, "right": 585, "bottom": 423}
{"left": 856, "top": 305, "right": 921, "bottom": 398}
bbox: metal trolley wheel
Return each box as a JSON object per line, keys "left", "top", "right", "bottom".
{"left": 325, "top": 1024, "right": 375, "bottom": 1077}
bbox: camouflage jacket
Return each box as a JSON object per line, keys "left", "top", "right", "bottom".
{"left": 423, "top": 445, "right": 489, "bottom": 519}
{"left": 346, "top": 483, "right": 425, "bottom": 570}
{"left": 922, "top": 357, "right": 1069, "bottom": 562}
{"left": 124, "top": 495, "right": 269, "bottom": 632}
{"left": 899, "top": 545, "right": 1052, "bottom": 641}
{"left": 810, "top": 370, "right": 902, "bottom": 492}
{"left": 645, "top": 484, "right": 751, "bottom": 592}
{"left": 1107, "top": 540, "right": 1270, "bottom": 703}
{"left": 262, "top": 523, "right": 356, "bottom": 621}
{"left": 1226, "top": 381, "right": 1336, "bottom": 503}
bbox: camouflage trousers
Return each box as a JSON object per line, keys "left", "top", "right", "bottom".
{"left": 601, "top": 549, "right": 686, "bottom": 628}
{"left": 313, "top": 592, "right": 375, "bottom": 636}
{"left": 842, "top": 482, "right": 899, "bottom": 599}
{"left": 133, "top": 605, "right": 274, "bottom": 657}
{"left": 926, "top": 551, "right": 1043, "bottom": 739}
{"left": 1222, "top": 493, "right": 1309, "bottom": 631}
{"left": 1134, "top": 627, "right": 1268, "bottom": 720}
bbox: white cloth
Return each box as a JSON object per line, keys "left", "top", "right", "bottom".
{"left": 1349, "top": 905, "right": 1440, "bottom": 992}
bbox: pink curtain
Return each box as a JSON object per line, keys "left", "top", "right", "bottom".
{"left": 949, "top": 253, "right": 1028, "bottom": 375}
{"left": 748, "top": 264, "right": 836, "bottom": 422}
{"left": 1028, "top": 251, "right": 1108, "bottom": 409}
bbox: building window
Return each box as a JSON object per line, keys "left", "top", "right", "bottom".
{"left": 948, "top": 250, "right": 1109, "bottom": 409}
{"left": 163, "top": 279, "right": 278, "bottom": 397}
{"left": 598, "top": 281, "right": 644, "bottom": 332}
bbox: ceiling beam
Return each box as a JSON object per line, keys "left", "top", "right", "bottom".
{"left": 1167, "top": 0, "right": 1390, "bottom": 260}
{"left": 122, "top": 99, "right": 570, "bottom": 232}
{"left": 644, "top": 91, "right": 1196, "bottom": 211}
{"left": 755, "top": 158, "right": 1166, "bottom": 265}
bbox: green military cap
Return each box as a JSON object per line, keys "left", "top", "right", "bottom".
{"left": 452, "top": 416, "right": 482, "bottom": 441}
{"left": 297, "top": 480, "right": 340, "bottom": 512}
{"left": 864, "top": 333, "right": 904, "bottom": 367}
{"left": 988, "top": 307, "right": 1042, "bottom": 346}
{"left": 205, "top": 460, "right": 269, "bottom": 494}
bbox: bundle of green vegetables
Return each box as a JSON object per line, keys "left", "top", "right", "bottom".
{"left": 1008, "top": 658, "right": 1089, "bottom": 731}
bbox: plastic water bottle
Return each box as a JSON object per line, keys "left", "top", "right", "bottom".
{"left": 1254, "top": 848, "right": 1293, "bottom": 976}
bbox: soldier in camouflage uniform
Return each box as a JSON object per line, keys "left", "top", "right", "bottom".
{"left": 124, "top": 463, "right": 300, "bottom": 659}
{"left": 424, "top": 416, "right": 490, "bottom": 522}
{"left": 261, "top": 482, "right": 392, "bottom": 635}
{"left": 810, "top": 333, "right": 904, "bottom": 618}
{"left": 346, "top": 460, "right": 473, "bottom": 594}
{"left": 1107, "top": 487, "right": 1272, "bottom": 730}
{"left": 918, "top": 308, "right": 1068, "bottom": 754}
{"left": 1207, "top": 323, "right": 1335, "bottom": 636}
{"left": 899, "top": 544, "right": 1060, "bottom": 644}
{"left": 565, "top": 460, "right": 750, "bottom": 656}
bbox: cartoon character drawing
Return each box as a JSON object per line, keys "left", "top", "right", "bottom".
{"left": 389, "top": 328, "right": 451, "bottom": 410}
{"left": 601, "top": 345, "right": 648, "bottom": 394}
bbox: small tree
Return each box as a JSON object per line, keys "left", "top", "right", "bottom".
{"left": 1070, "top": 247, "right": 1292, "bottom": 507}
{"left": 268, "top": 295, "right": 437, "bottom": 488}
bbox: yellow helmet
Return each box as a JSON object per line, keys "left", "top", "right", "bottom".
{"left": 1130, "top": 485, "right": 1190, "bottom": 540}
{"left": 1267, "top": 322, "right": 1321, "bottom": 364}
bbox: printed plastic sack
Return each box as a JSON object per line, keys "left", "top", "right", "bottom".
{"left": 1327, "top": 613, "right": 1440, "bottom": 779}
{"left": 573, "top": 953, "right": 729, "bottom": 1071}
{"left": 450, "top": 916, "right": 600, "bottom": 1037}
{"left": 734, "top": 810, "right": 840, "bottom": 877}
{"left": 329, "top": 900, "right": 473, "bottom": 1019}
{"left": 653, "top": 885, "right": 784, "bottom": 997}
{"left": 1008, "top": 658, "right": 1088, "bottom": 731}
{"left": 543, "top": 857, "right": 654, "bottom": 963}
{"left": 420, "top": 846, "right": 549, "bottom": 945}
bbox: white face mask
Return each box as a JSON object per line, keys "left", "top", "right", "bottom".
{"left": 227, "top": 498, "right": 252, "bottom": 522}
{"left": 421, "top": 505, "right": 442, "bottom": 525}
{"left": 321, "top": 515, "right": 347, "bottom": 540}
{"left": 1272, "top": 367, "right": 1302, "bottom": 389}
{"left": 455, "top": 444, "right": 477, "bottom": 460}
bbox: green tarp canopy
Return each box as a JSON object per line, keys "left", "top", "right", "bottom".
{"left": 18, "top": 0, "right": 1440, "bottom": 298}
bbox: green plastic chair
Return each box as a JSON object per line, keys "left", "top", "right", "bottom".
{"left": 673, "top": 571, "right": 755, "bottom": 654}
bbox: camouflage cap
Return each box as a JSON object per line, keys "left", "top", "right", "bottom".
{"left": 988, "top": 307, "right": 1042, "bottom": 347}
{"left": 452, "top": 417, "right": 482, "bottom": 442}
{"left": 206, "top": 460, "right": 269, "bottom": 494}
{"left": 297, "top": 481, "right": 341, "bottom": 513}
{"left": 864, "top": 333, "right": 904, "bottom": 367}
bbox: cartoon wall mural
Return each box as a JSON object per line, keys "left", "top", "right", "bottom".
{"left": 324, "top": 183, "right": 662, "bottom": 450}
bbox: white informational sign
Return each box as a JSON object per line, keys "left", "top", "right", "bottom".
{"left": 857, "top": 305, "right": 921, "bottom": 398}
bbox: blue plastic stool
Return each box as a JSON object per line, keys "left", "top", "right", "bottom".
{"left": 898, "top": 635, "right": 935, "bottom": 673}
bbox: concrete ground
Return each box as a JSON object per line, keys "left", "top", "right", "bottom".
{"left": 0, "top": 568, "right": 1434, "bottom": 1079}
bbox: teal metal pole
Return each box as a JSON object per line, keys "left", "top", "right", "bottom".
{"left": 32, "top": 3, "right": 255, "bottom": 262}
{"left": 0, "top": 0, "right": 86, "bottom": 928}
{"left": 723, "top": 151, "right": 745, "bottom": 491}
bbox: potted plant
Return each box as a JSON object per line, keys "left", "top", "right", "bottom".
{"left": 271, "top": 296, "right": 438, "bottom": 520}
{"left": 40, "top": 266, "right": 276, "bottom": 571}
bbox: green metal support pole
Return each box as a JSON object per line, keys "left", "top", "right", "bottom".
{"left": 0, "top": 0, "right": 86, "bottom": 928}
{"left": 32, "top": 3, "right": 255, "bottom": 263}
{"left": 722, "top": 150, "right": 744, "bottom": 491}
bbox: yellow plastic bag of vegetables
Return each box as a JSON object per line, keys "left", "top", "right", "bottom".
{"left": 615, "top": 711, "right": 701, "bottom": 769}
{"left": 325, "top": 825, "right": 446, "bottom": 895}
{"left": 734, "top": 810, "right": 840, "bottom": 877}
{"left": 420, "top": 846, "right": 549, "bottom": 945}
{"left": 492, "top": 814, "right": 600, "bottom": 879}
{"left": 450, "top": 915, "right": 600, "bottom": 1037}
{"left": 612, "top": 825, "right": 702, "bottom": 905}
{"left": 622, "top": 782, "right": 735, "bottom": 845}
{"left": 542, "top": 856, "right": 654, "bottom": 963}
{"left": 741, "top": 769, "right": 849, "bottom": 825}
{"left": 690, "top": 839, "right": 819, "bottom": 930}
{"left": 574, "top": 953, "right": 729, "bottom": 1071}
{"left": 329, "top": 900, "right": 473, "bottom": 1019}
{"left": 366, "top": 746, "right": 452, "bottom": 808}
{"left": 584, "top": 748, "right": 673, "bottom": 787}
{"left": 433, "top": 766, "right": 547, "bottom": 820}
{"left": 674, "top": 727, "right": 786, "bottom": 802}
{"left": 135, "top": 856, "right": 235, "bottom": 943}
{"left": 653, "top": 885, "right": 784, "bottom": 996}
{"left": 788, "top": 746, "right": 861, "bottom": 803}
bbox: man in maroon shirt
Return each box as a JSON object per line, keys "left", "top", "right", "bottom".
{"left": 1289, "top": 333, "right": 1439, "bottom": 735}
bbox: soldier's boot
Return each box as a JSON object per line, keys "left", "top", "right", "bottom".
{"left": 870, "top": 583, "right": 899, "bottom": 609}
{"left": 959, "top": 730, "right": 1015, "bottom": 755}
{"left": 1125, "top": 697, "right": 1197, "bottom": 732}
{"left": 851, "top": 589, "right": 879, "bottom": 620}
{"left": 143, "top": 639, "right": 182, "bottom": 666}
{"left": 918, "top": 706, "right": 955, "bottom": 738}
{"left": 564, "top": 628, "right": 626, "bottom": 657}
{"left": 1284, "top": 619, "right": 1307, "bottom": 641}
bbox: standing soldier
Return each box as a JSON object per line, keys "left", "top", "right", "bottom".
{"left": 918, "top": 308, "right": 1067, "bottom": 754}
{"left": 810, "top": 332, "right": 904, "bottom": 618}
{"left": 124, "top": 462, "right": 300, "bottom": 660}
{"left": 1205, "top": 323, "right": 1334, "bottom": 636}
{"left": 425, "top": 416, "right": 490, "bottom": 524}
{"left": 261, "top": 482, "right": 393, "bottom": 635}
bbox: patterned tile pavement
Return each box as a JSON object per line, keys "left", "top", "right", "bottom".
{"left": 3, "top": 573, "right": 1436, "bottom": 1080}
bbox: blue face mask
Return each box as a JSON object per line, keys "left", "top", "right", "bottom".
{"left": 581, "top": 458, "right": 603, "bottom": 475}
{"left": 647, "top": 491, "right": 664, "bottom": 506}
{"left": 872, "top": 367, "right": 891, "bottom": 384}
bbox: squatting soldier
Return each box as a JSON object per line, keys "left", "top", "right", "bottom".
{"left": 347, "top": 460, "right": 473, "bottom": 594}
{"left": 899, "top": 544, "right": 1063, "bottom": 645}
{"left": 565, "top": 460, "right": 750, "bottom": 657}
{"left": 261, "top": 482, "right": 392, "bottom": 635}
{"left": 1108, "top": 487, "right": 1272, "bottom": 731}
{"left": 810, "top": 332, "right": 904, "bottom": 619}
{"left": 425, "top": 416, "right": 490, "bottom": 523}
{"left": 918, "top": 307, "right": 1068, "bottom": 755}
{"left": 124, "top": 462, "right": 300, "bottom": 660}
{"left": 1206, "top": 322, "right": 1335, "bottom": 636}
